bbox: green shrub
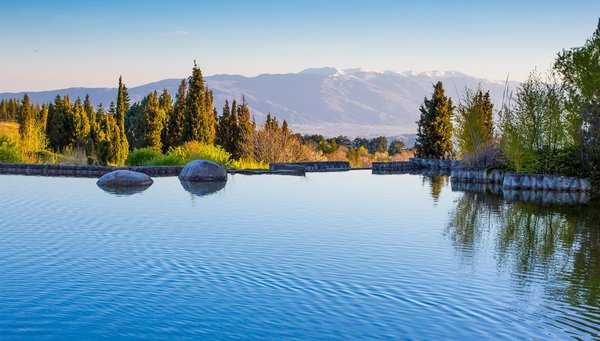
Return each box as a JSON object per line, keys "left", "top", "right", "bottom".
{"left": 126, "top": 148, "right": 163, "bottom": 166}
{"left": 537, "top": 146, "right": 584, "bottom": 177}
{"left": 147, "top": 154, "right": 185, "bottom": 166}
{"left": 0, "top": 135, "right": 22, "bottom": 163}
{"left": 169, "top": 141, "right": 231, "bottom": 167}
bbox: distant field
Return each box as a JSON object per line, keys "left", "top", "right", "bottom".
{"left": 0, "top": 121, "right": 19, "bottom": 143}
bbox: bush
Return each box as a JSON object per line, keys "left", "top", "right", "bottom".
{"left": 169, "top": 141, "right": 231, "bottom": 167}
{"left": 126, "top": 148, "right": 163, "bottom": 166}
{"left": 147, "top": 154, "right": 185, "bottom": 166}
{"left": 228, "top": 157, "right": 268, "bottom": 170}
{"left": 0, "top": 135, "right": 21, "bottom": 163}
{"left": 537, "top": 146, "right": 584, "bottom": 177}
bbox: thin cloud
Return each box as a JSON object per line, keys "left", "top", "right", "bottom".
{"left": 159, "top": 30, "right": 191, "bottom": 37}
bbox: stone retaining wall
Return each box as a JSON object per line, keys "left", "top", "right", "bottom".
{"left": 0, "top": 163, "right": 183, "bottom": 177}
{"left": 409, "top": 158, "right": 464, "bottom": 170}
{"left": 451, "top": 168, "right": 505, "bottom": 184}
{"left": 372, "top": 161, "right": 419, "bottom": 172}
{"left": 270, "top": 161, "right": 349, "bottom": 172}
{"left": 451, "top": 168, "right": 591, "bottom": 192}
{"left": 373, "top": 158, "right": 464, "bottom": 173}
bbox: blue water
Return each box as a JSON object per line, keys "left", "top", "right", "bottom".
{"left": 0, "top": 171, "right": 598, "bottom": 339}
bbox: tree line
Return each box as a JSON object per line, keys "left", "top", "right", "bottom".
{"left": 414, "top": 19, "right": 600, "bottom": 181}
{"left": 0, "top": 61, "right": 324, "bottom": 166}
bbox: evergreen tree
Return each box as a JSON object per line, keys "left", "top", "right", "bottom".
{"left": 165, "top": 79, "right": 187, "bottom": 150}
{"left": 61, "top": 95, "right": 77, "bottom": 150}
{"left": 18, "top": 94, "right": 34, "bottom": 139}
{"left": 125, "top": 102, "right": 144, "bottom": 149}
{"left": 46, "top": 95, "right": 65, "bottom": 151}
{"left": 482, "top": 91, "right": 494, "bottom": 141}
{"left": 38, "top": 104, "right": 49, "bottom": 134}
{"left": 282, "top": 120, "right": 290, "bottom": 136}
{"left": 184, "top": 61, "right": 207, "bottom": 143}
{"left": 368, "top": 136, "right": 388, "bottom": 154}
{"left": 455, "top": 88, "right": 495, "bottom": 163}
{"left": 140, "top": 91, "right": 166, "bottom": 151}
{"left": 115, "top": 77, "right": 130, "bottom": 164}
{"left": 415, "top": 81, "right": 455, "bottom": 159}
{"left": 388, "top": 140, "right": 406, "bottom": 155}
{"left": 234, "top": 97, "right": 254, "bottom": 159}
{"left": 73, "top": 97, "right": 90, "bottom": 145}
{"left": 216, "top": 99, "right": 232, "bottom": 151}
{"left": 159, "top": 89, "right": 174, "bottom": 152}
{"left": 84, "top": 94, "right": 99, "bottom": 155}
{"left": 205, "top": 89, "right": 216, "bottom": 144}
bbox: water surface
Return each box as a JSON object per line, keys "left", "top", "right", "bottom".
{"left": 0, "top": 171, "right": 598, "bottom": 339}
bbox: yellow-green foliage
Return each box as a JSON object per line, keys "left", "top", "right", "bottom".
{"left": 170, "top": 141, "right": 231, "bottom": 167}
{"left": 0, "top": 135, "right": 22, "bottom": 163}
{"left": 228, "top": 157, "right": 268, "bottom": 170}
{"left": 0, "top": 122, "right": 19, "bottom": 143}
{"left": 126, "top": 148, "right": 163, "bottom": 166}
{"left": 125, "top": 141, "right": 268, "bottom": 169}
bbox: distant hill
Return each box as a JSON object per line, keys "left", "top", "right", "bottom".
{"left": 0, "top": 68, "right": 516, "bottom": 139}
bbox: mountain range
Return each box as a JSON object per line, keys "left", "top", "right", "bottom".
{"left": 0, "top": 67, "right": 516, "bottom": 139}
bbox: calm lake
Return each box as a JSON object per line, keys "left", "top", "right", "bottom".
{"left": 0, "top": 171, "right": 598, "bottom": 339}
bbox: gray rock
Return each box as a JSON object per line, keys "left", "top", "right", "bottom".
{"left": 179, "top": 160, "right": 227, "bottom": 182}
{"left": 97, "top": 170, "right": 154, "bottom": 188}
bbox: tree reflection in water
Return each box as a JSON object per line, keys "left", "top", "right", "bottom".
{"left": 421, "top": 174, "right": 450, "bottom": 202}
{"left": 447, "top": 189, "right": 600, "bottom": 319}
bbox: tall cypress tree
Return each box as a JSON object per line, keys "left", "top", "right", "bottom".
{"left": 165, "top": 79, "right": 187, "bottom": 150}
{"left": 159, "top": 89, "right": 174, "bottom": 152}
{"left": 115, "top": 77, "right": 130, "bottom": 164}
{"left": 184, "top": 61, "right": 207, "bottom": 143}
{"left": 415, "top": 81, "right": 455, "bottom": 159}
{"left": 229, "top": 99, "right": 239, "bottom": 155}
{"left": 205, "top": 89, "right": 216, "bottom": 144}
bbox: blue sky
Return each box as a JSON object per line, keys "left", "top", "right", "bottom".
{"left": 0, "top": 0, "right": 598, "bottom": 91}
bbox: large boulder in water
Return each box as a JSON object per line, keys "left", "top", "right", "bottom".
{"left": 179, "top": 160, "right": 227, "bottom": 182}
{"left": 97, "top": 170, "right": 154, "bottom": 188}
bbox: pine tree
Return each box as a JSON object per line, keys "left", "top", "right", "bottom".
{"left": 184, "top": 61, "right": 207, "bottom": 143}
{"left": 481, "top": 91, "right": 494, "bottom": 141}
{"left": 115, "top": 77, "right": 130, "bottom": 164}
{"left": 235, "top": 97, "right": 254, "bottom": 159}
{"left": 84, "top": 94, "right": 99, "bottom": 154}
{"left": 38, "top": 104, "right": 49, "bottom": 134}
{"left": 141, "top": 91, "right": 166, "bottom": 151}
{"left": 46, "top": 95, "right": 65, "bottom": 151}
{"left": 18, "top": 94, "right": 34, "bottom": 139}
{"left": 158, "top": 89, "right": 174, "bottom": 152}
{"left": 216, "top": 99, "right": 232, "bottom": 151}
{"left": 73, "top": 97, "right": 90, "bottom": 145}
{"left": 205, "top": 89, "right": 216, "bottom": 144}
{"left": 165, "top": 79, "right": 187, "bottom": 150}
{"left": 282, "top": 120, "right": 290, "bottom": 135}
{"left": 455, "top": 88, "right": 495, "bottom": 161}
{"left": 415, "top": 81, "right": 455, "bottom": 159}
